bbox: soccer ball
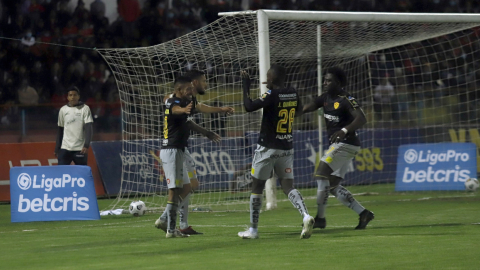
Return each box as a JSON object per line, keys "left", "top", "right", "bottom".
{"left": 129, "top": 201, "right": 146, "bottom": 216}
{"left": 465, "top": 178, "right": 479, "bottom": 192}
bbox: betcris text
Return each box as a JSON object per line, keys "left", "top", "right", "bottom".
{"left": 396, "top": 143, "right": 477, "bottom": 191}
{"left": 17, "top": 173, "right": 89, "bottom": 213}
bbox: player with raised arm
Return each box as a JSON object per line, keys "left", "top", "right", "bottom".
{"left": 155, "top": 70, "right": 234, "bottom": 235}
{"left": 302, "top": 67, "right": 374, "bottom": 230}
{"left": 158, "top": 76, "right": 221, "bottom": 238}
{"left": 55, "top": 86, "right": 93, "bottom": 165}
{"left": 238, "top": 65, "right": 315, "bottom": 240}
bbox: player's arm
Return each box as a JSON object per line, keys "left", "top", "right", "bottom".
{"left": 81, "top": 122, "right": 93, "bottom": 154}
{"left": 302, "top": 95, "right": 324, "bottom": 114}
{"left": 196, "top": 102, "right": 234, "bottom": 115}
{"left": 330, "top": 100, "right": 367, "bottom": 144}
{"left": 171, "top": 102, "right": 193, "bottom": 114}
{"left": 241, "top": 70, "right": 269, "bottom": 112}
{"left": 55, "top": 126, "right": 64, "bottom": 157}
{"left": 186, "top": 120, "right": 221, "bottom": 143}
{"left": 55, "top": 108, "right": 64, "bottom": 157}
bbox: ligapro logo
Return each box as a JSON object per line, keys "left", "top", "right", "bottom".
{"left": 402, "top": 148, "right": 472, "bottom": 183}
{"left": 18, "top": 173, "right": 32, "bottom": 190}
{"left": 15, "top": 173, "right": 90, "bottom": 213}
{"left": 404, "top": 149, "right": 418, "bottom": 164}
{"left": 404, "top": 149, "right": 470, "bottom": 165}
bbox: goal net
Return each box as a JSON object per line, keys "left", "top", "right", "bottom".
{"left": 96, "top": 11, "right": 480, "bottom": 212}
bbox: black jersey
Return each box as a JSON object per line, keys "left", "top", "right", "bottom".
{"left": 162, "top": 97, "right": 191, "bottom": 149}
{"left": 314, "top": 91, "right": 361, "bottom": 146}
{"left": 246, "top": 88, "right": 301, "bottom": 150}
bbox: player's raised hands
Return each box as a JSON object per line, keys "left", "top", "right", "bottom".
{"left": 206, "top": 131, "right": 221, "bottom": 143}
{"left": 241, "top": 70, "right": 251, "bottom": 89}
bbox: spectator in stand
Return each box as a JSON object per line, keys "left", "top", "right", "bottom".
{"left": 20, "top": 29, "right": 36, "bottom": 47}
{"left": 373, "top": 77, "right": 395, "bottom": 121}
{"left": 90, "top": 0, "right": 106, "bottom": 24}
{"left": 87, "top": 91, "right": 107, "bottom": 132}
{"left": 118, "top": 0, "right": 141, "bottom": 43}
{"left": 18, "top": 79, "right": 39, "bottom": 106}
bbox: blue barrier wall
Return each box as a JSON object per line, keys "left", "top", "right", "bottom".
{"left": 91, "top": 129, "right": 426, "bottom": 195}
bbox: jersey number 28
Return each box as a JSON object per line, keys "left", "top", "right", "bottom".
{"left": 276, "top": 108, "right": 295, "bottom": 133}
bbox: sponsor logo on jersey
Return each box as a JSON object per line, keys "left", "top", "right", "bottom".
{"left": 175, "top": 100, "right": 180, "bottom": 103}
{"left": 334, "top": 102, "right": 339, "bottom": 109}
{"left": 324, "top": 113, "right": 340, "bottom": 122}
{"left": 279, "top": 93, "right": 297, "bottom": 98}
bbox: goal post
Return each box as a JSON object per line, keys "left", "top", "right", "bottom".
{"left": 96, "top": 10, "right": 480, "bottom": 213}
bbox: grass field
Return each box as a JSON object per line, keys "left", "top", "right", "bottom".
{"left": 1, "top": 183, "right": 479, "bottom": 270}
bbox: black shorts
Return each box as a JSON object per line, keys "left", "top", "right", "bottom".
{"left": 57, "top": 149, "right": 88, "bottom": 165}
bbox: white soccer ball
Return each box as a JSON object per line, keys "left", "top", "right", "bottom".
{"left": 129, "top": 201, "right": 146, "bottom": 216}
{"left": 465, "top": 178, "right": 479, "bottom": 192}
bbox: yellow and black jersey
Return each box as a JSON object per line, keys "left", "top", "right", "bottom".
{"left": 314, "top": 91, "right": 361, "bottom": 146}
{"left": 162, "top": 96, "right": 192, "bottom": 149}
{"left": 245, "top": 87, "right": 301, "bottom": 150}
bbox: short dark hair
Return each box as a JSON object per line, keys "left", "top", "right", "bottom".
{"left": 185, "top": 70, "right": 205, "bottom": 80}
{"left": 270, "top": 64, "right": 286, "bottom": 85}
{"left": 326, "top": 67, "right": 347, "bottom": 87}
{"left": 68, "top": 86, "right": 80, "bottom": 94}
{"left": 174, "top": 75, "right": 192, "bottom": 87}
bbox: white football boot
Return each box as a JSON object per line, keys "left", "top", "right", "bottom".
{"left": 301, "top": 215, "right": 315, "bottom": 239}
{"left": 238, "top": 228, "right": 259, "bottom": 239}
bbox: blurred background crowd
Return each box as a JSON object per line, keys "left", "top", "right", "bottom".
{"left": 0, "top": 0, "right": 479, "bottom": 138}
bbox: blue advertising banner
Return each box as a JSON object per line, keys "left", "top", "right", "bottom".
{"left": 91, "top": 129, "right": 426, "bottom": 195}
{"left": 395, "top": 143, "right": 477, "bottom": 191}
{"left": 10, "top": 166, "right": 100, "bottom": 222}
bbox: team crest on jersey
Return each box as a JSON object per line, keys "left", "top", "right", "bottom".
{"left": 334, "top": 102, "right": 340, "bottom": 109}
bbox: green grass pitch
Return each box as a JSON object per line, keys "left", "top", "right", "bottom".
{"left": 1, "top": 184, "right": 479, "bottom": 270}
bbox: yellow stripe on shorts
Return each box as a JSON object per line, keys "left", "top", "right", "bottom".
{"left": 325, "top": 156, "right": 333, "bottom": 163}
{"left": 251, "top": 168, "right": 255, "bottom": 175}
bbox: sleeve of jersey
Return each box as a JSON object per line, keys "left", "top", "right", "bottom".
{"left": 58, "top": 107, "right": 64, "bottom": 127}
{"left": 84, "top": 106, "right": 94, "bottom": 123}
{"left": 244, "top": 90, "right": 272, "bottom": 112}
{"left": 345, "top": 95, "right": 360, "bottom": 111}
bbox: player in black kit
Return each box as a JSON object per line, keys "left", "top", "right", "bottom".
{"left": 159, "top": 76, "right": 220, "bottom": 238}
{"left": 302, "top": 67, "right": 374, "bottom": 230}
{"left": 237, "top": 65, "right": 315, "bottom": 239}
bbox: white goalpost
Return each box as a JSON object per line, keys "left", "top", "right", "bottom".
{"left": 96, "top": 10, "right": 480, "bottom": 212}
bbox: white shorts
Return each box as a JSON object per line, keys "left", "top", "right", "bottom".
{"left": 160, "top": 148, "right": 190, "bottom": 189}
{"left": 251, "top": 145, "right": 294, "bottom": 180}
{"left": 184, "top": 148, "right": 197, "bottom": 180}
{"left": 320, "top": 142, "right": 360, "bottom": 179}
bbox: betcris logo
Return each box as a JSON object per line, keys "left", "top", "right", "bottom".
{"left": 395, "top": 143, "right": 477, "bottom": 191}
{"left": 10, "top": 166, "right": 100, "bottom": 222}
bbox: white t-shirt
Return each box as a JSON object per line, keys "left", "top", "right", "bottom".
{"left": 58, "top": 104, "right": 94, "bottom": 151}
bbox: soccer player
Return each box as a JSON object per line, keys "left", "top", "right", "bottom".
{"left": 55, "top": 86, "right": 93, "bottom": 165}
{"left": 158, "top": 76, "right": 221, "bottom": 238}
{"left": 302, "top": 67, "right": 374, "bottom": 230}
{"left": 156, "top": 70, "right": 234, "bottom": 235}
{"left": 237, "top": 65, "right": 315, "bottom": 239}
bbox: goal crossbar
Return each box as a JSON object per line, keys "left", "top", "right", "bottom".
{"left": 219, "top": 10, "right": 480, "bottom": 23}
